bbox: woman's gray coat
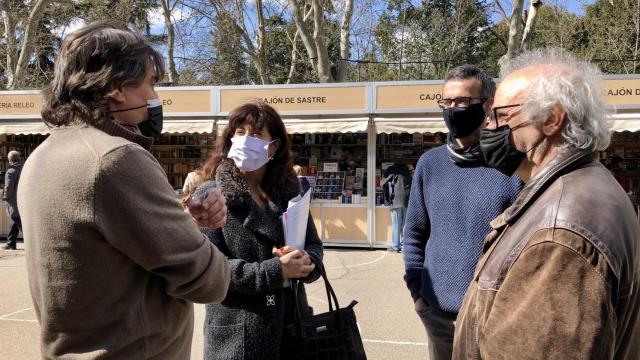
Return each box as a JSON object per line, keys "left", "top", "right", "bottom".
{"left": 202, "top": 160, "right": 323, "bottom": 360}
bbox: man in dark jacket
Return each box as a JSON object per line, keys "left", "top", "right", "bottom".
{"left": 454, "top": 49, "right": 640, "bottom": 359}
{"left": 3, "top": 151, "right": 23, "bottom": 250}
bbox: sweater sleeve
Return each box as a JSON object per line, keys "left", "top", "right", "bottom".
{"left": 402, "top": 155, "right": 430, "bottom": 302}
{"left": 95, "top": 145, "right": 230, "bottom": 304}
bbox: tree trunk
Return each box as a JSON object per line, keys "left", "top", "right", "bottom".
{"left": 287, "top": 31, "right": 300, "bottom": 84}
{"left": 337, "top": 0, "right": 354, "bottom": 82}
{"left": 9, "top": 0, "right": 50, "bottom": 89}
{"left": 634, "top": 0, "right": 639, "bottom": 73}
{"left": 289, "top": 0, "right": 318, "bottom": 73}
{"left": 499, "top": 0, "right": 525, "bottom": 70}
{"left": 521, "top": 0, "right": 542, "bottom": 51}
{"left": 311, "top": 0, "right": 333, "bottom": 82}
{"left": 160, "top": 0, "right": 179, "bottom": 84}
{"left": 1, "top": 0, "right": 17, "bottom": 89}
{"left": 287, "top": 8, "right": 312, "bottom": 84}
{"left": 255, "top": 0, "right": 270, "bottom": 84}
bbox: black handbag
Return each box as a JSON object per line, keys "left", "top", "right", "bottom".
{"left": 282, "top": 262, "right": 367, "bottom": 360}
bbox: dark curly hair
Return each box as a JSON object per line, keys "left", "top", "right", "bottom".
{"left": 203, "top": 102, "right": 297, "bottom": 202}
{"left": 41, "top": 21, "right": 165, "bottom": 127}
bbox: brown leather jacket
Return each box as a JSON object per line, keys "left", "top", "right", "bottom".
{"left": 453, "top": 148, "right": 640, "bottom": 360}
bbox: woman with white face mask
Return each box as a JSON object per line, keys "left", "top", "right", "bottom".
{"left": 199, "top": 102, "right": 324, "bottom": 359}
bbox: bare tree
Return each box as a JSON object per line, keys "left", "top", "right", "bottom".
{"left": 337, "top": 0, "right": 354, "bottom": 81}
{"left": 188, "top": 0, "right": 271, "bottom": 84}
{"left": 159, "top": 0, "right": 181, "bottom": 84}
{"left": 1, "top": 0, "right": 50, "bottom": 89}
{"left": 288, "top": 0, "right": 355, "bottom": 82}
{"left": 498, "top": 0, "right": 542, "bottom": 71}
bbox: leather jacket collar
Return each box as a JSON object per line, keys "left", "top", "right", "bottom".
{"left": 497, "top": 147, "right": 595, "bottom": 227}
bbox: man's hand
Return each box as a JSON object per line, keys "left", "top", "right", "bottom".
{"left": 188, "top": 187, "right": 227, "bottom": 229}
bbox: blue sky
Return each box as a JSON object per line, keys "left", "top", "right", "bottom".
{"left": 566, "top": 0, "right": 596, "bottom": 14}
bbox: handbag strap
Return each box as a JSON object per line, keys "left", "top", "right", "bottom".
{"left": 290, "top": 258, "right": 341, "bottom": 331}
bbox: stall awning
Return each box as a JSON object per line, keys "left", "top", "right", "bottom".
{"left": 217, "top": 118, "right": 370, "bottom": 136}
{"left": 374, "top": 117, "right": 446, "bottom": 134}
{"left": 0, "top": 120, "right": 215, "bottom": 135}
{"left": 609, "top": 114, "right": 640, "bottom": 132}
{"left": 0, "top": 121, "right": 49, "bottom": 135}
{"left": 162, "top": 120, "right": 215, "bottom": 134}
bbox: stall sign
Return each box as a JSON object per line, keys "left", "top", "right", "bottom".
{"left": 219, "top": 86, "right": 367, "bottom": 113}
{"left": 602, "top": 79, "right": 640, "bottom": 106}
{"left": 0, "top": 93, "right": 43, "bottom": 116}
{"left": 376, "top": 83, "right": 443, "bottom": 111}
{"left": 156, "top": 89, "right": 212, "bottom": 113}
{"left": 0, "top": 90, "right": 212, "bottom": 118}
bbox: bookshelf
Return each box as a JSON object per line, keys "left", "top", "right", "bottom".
{"left": 151, "top": 133, "right": 215, "bottom": 190}
{"left": 313, "top": 171, "right": 346, "bottom": 200}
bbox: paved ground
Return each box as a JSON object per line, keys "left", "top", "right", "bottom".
{"left": 0, "top": 244, "right": 427, "bottom": 359}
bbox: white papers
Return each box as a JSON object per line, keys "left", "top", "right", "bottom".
{"left": 281, "top": 189, "right": 311, "bottom": 250}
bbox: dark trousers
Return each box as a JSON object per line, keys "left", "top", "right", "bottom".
{"left": 6, "top": 216, "right": 22, "bottom": 248}
{"left": 416, "top": 302, "right": 457, "bottom": 360}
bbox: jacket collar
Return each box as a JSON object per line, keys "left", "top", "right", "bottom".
{"left": 496, "top": 146, "right": 594, "bottom": 227}
{"left": 216, "top": 160, "right": 253, "bottom": 211}
{"left": 98, "top": 120, "right": 154, "bottom": 151}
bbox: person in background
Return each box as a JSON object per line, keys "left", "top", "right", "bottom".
{"left": 199, "top": 102, "right": 324, "bottom": 360}
{"left": 380, "top": 160, "right": 410, "bottom": 252}
{"left": 293, "top": 164, "right": 311, "bottom": 194}
{"left": 454, "top": 49, "right": 640, "bottom": 359}
{"left": 183, "top": 168, "right": 205, "bottom": 195}
{"left": 17, "top": 21, "right": 230, "bottom": 359}
{"left": 403, "top": 65, "right": 523, "bottom": 360}
{"left": 2, "top": 150, "right": 23, "bottom": 250}
{"left": 608, "top": 155, "right": 631, "bottom": 193}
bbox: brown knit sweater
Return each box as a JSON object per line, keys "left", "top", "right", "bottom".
{"left": 18, "top": 121, "right": 230, "bottom": 359}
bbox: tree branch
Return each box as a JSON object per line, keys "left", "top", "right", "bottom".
{"left": 10, "top": 0, "right": 50, "bottom": 89}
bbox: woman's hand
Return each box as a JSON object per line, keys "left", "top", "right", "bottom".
{"left": 279, "top": 250, "right": 315, "bottom": 280}
{"left": 272, "top": 245, "right": 295, "bottom": 258}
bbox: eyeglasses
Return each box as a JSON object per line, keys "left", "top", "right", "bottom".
{"left": 489, "top": 103, "right": 523, "bottom": 129}
{"left": 437, "top": 97, "right": 487, "bottom": 109}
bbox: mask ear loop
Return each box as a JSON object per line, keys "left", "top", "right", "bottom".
{"left": 267, "top": 139, "right": 280, "bottom": 161}
{"left": 509, "top": 119, "right": 546, "bottom": 154}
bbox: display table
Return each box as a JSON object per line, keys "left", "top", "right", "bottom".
{"left": 309, "top": 199, "right": 394, "bottom": 247}
{"left": 310, "top": 201, "right": 368, "bottom": 245}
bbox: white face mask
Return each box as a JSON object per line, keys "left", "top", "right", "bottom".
{"left": 228, "top": 135, "right": 275, "bottom": 172}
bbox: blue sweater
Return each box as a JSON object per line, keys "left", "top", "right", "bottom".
{"left": 403, "top": 145, "right": 522, "bottom": 313}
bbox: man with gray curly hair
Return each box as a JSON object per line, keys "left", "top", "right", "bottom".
{"left": 453, "top": 49, "right": 640, "bottom": 359}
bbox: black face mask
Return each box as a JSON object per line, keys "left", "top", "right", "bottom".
{"left": 109, "top": 98, "right": 164, "bottom": 138}
{"left": 443, "top": 103, "right": 486, "bottom": 139}
{"left": 138, "top": 98, "right": 163, "bottom": 138}
{"left": 479, "top": 125, "right": 526, "bottom": 176}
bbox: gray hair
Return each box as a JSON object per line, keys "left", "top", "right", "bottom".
{"left": 7, "top": 151, "right": 21, "bottom": 162}
{"left": 500, "top": 49, "right": 611, "bottom": 151}
{"left": 41, "top": 21, "right": 165, "bottom": 128}
{"left": 444, "top": 65, "right": 496, "bottom": 99}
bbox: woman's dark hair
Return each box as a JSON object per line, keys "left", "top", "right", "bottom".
{"left": 41, "top": 21, "right": 165, "bottom": 127}
{"left": 203, "top": 102, "right": 297, "bottom": 201}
